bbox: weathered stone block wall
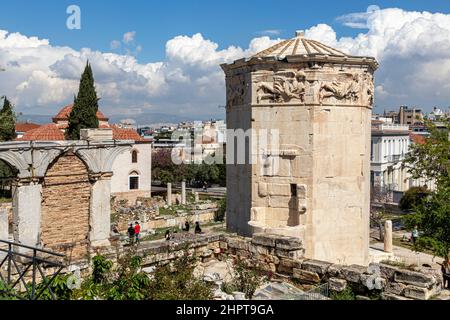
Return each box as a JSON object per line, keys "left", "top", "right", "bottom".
{"left": 222, "top": 234, "right": 443, "bottom": 300}
{"left": 73, "top": 233, "right": 441, "bottom": 300}
{"left": 226, "top": 100, "right": 252, "bottom": 236}
{"left": 41, "top": 153, "right": 91, "bottom": 261}
{"left": 310, "top": 105, "right": 371, "bottom": 265}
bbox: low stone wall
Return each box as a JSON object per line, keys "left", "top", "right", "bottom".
{"left": 112, "top": 191, "right": 151, "bottom": 203}
{"left": 221, "top": 233, "right": 443, "bottom": 300}
{"left": 143, "top": 210, "right": 216, "bottom": 230}
{"left": 59, "top": 232, "right": 442, "bottom": 300}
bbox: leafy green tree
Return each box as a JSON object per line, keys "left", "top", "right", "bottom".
{"left": 65, "top": 62, "right": 99, "bottom": 140}
{"left": 0, "top": 96, "right": 16, "bottom": 141}
{"left": 399, "top": 186, "right": 430, "bottom": 212}
{"left": 222, "top": 258, "right": 265, "bottom": 300}
{"left": 215, "top": 196, "right": 226, "bottom": 222}
{"left": 404, "top": 120, "right": 449, "bottom": 187}
{"left": 403, "top": 119, "right": 450, "bottom": 261}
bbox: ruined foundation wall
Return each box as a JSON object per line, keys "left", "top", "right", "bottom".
{"left": 41, "top": 153, "right": 91, "bottom": 261}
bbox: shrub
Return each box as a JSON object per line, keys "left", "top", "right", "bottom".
{"left": 147, "top": 252, "right": 213, "bottom": 300}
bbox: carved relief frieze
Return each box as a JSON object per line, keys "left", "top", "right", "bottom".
{"left": 226, "top": 73, "right": 247, "bottom": 107}
{"left": 254, "top": 69, "right": 307, "bottom": 104}
{"left": 317, "top": 72, "right": 374, "bottom": 106}
{"left": 318, "top": 72, "right": 360, "bottom": 104}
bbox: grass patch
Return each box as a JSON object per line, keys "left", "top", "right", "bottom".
{"left": 140, "top": 227, "right": 175, "bottom": 241}
{"left": 379, "top": 259, "right": 417, "bottom": 270}
{"left": 0, "top": 198, "right": 11, "bottom": 203}
{"left": 392, "top": 237, "right": 435, "bottom": 256}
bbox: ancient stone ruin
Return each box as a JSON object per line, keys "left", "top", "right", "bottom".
{"left": 222, "top": 31, "right": 378, "bottom": 265}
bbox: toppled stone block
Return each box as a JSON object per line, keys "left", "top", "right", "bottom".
{"left": 361, "top": 274, "right": 386, "bottom": 290}
{"left": 277, "top": 258, "right": 302, "bottom": 274}
{"left": 275, "top": 248, "right": 304, "bottom": 260}
{"left": 329, "top": 278, "right": 347, "bottom": 292}
{"left": 394, "top": 269, "right": 436, "bottom": 289}
{"left": 249, "top": 244, "right": 271, "bottom": 256}
{"left": 293, "top": 268, "right": 320, "bottom": 284}
{"left": 252, "top": 233, "right": 277, "bottom": 247}
{"left": 378, "top": 263, "right": 400, "bottom": 281}
{"left": 341, "top": 265, "right": 367, "bottom": 283}
{"left": 327, "top": 264, "right": 343, "bottom": 277}
{"left": 403, "top": 285, "right": 434, "bottom": 300}
{"left": 227, "top": 237, "right": 250, "bottom": 251}
{"left": 301, "top": 260, "right": 332, "bottom": 276}
{"left": 385, "top": 282, "right": 406, "bottom": 295}
{"left": 275, "top": 236, "right": 302, "bottom": 251}
{"left": 381, "top": 293, "right": 412, "bottom": 300}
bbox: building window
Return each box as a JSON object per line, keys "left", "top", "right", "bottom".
{"left": 131, "top": 150, "right": 138, "bottom": 163}
{"left": 129, "top": 176, "right": 139, "bottom": 190}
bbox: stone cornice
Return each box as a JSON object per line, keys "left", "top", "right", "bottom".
{"left": 221, "top": 54, "right": 379, "bottom": 73}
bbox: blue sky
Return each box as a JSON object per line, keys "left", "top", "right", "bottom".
{"left": 2, "top": 0, "right": 449, "bottom": 63}
{"left": 1, "top": 1, "right": 450, "bottom": 122}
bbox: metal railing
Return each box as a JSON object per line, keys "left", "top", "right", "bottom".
{"left": 0, "top": 240, "right": 66, "bottom": 300}
{"left": 296, "top": 282, "right": 329, "bottom": 300}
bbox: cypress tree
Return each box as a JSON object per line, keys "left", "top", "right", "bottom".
{"left": 0, "top": 96, "right": 16, "bottom": 141}
{"left": 65, "top": 62, "right": 100, "bottom": 140}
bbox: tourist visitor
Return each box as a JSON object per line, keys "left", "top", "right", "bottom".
{"left": 195, "top": 221, "right": 202, "bottom": 234}
{"left": 127, "top": 223, "right": 135, "bottom": 245}
{"left": 183, "top": 220, "right": 190, "bottom": 232}
{"left": 165, "top": 230, "right": 171, "bottom": 241}
{"left": 134, "top": 221, "right": 141, "bottom": 244}
{"left": 438, "top": 260, "right": 450, "bottom": 289}
{"left": 411, "top": 225, "right": 419, "bottom": 244}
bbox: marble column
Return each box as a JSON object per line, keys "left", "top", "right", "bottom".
{"left": 89, "top": 175, "right": 112, "bottom": 247}
{"left": 194, "top": 192, "right": 199, "bottom": 203}
{"left": 0, "top": 208, "right": 8, "bottom": 240}
{"left": 181, "top": 181, "right": 186, "bottom": 205}
{"left": 167, "top": 183, "right": 172, "bottom": 206}
{"left": 0, "top": 208, "right": 7, "bottom": 260}
{"left": 384, "top": 220, "right": 393, "bottom": 253}
{"left": 12, "top": 181, "right": 42, "bottom": 250}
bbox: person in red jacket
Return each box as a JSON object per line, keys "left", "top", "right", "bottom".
{"left": 134, "top": 221, "right": 141, "bottom": 244}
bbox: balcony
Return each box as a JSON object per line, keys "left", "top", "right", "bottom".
{"left": 386, "top": 154, "right": 402, "bottom": 163}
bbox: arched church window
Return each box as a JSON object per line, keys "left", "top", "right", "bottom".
{"left": 132, "top": 150, "right": 138, "bottom": 163}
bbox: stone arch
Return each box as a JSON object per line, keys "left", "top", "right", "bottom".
{"left": 0, "top": 151, "right": 30, "bottom": 179}
{"left": 40, "top": 152, "right": 91, "bottom": 262}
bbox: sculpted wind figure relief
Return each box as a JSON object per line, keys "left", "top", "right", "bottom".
{"left": 256, "top": 70, "right": 307, "bottom": 103}
{"left": 319, "top": 73, "right": 360, "bottom": 104}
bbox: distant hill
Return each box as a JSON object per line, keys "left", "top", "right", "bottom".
{"left": 17, "top": 111, "right": 225, "bottom": 127}
{"left": 17, "top": 114, "right": 52, "bottom": 124}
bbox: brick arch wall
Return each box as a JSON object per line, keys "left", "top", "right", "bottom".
{"left": 40, "top": 152, "right": 91, "bottom": 262}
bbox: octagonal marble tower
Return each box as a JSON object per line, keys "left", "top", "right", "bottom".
{"left": 221, "top": 31, "right": 378, "bottom": 265}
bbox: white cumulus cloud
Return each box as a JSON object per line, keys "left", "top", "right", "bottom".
{"left": 1, "top": 7, "right": 450, "bottom": 121}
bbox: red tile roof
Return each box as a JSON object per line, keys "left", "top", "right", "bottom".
{"left": 18, "top": 104, "right": 147, "bottom": 142}
{"left": 110, "top": 125, "right": 146, "bottom": 141}
{"left": 19, "top": 124, "right": 65, "bottom": 141}
{"left": 19, "top": 124, "right": 145, "bottom": 142}
{"left": 52, "top": 104, "right": 109, "bottom": 122}
{"left": 15, "top": 122, "right": 41, "bottom": 132}
{"left": 409, "top": 133, "right": 426, "bottom": 145}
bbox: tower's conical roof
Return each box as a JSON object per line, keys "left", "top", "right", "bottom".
{"left": 221, "top": 30, "right": 378, "bottom": 71}
{"left": 253, "top": 31, "right": 348, "bottom": 58}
